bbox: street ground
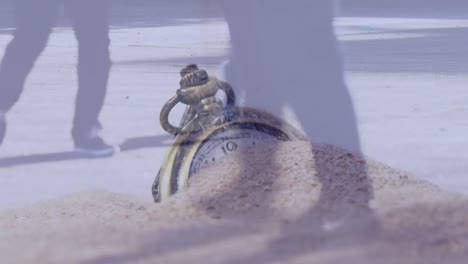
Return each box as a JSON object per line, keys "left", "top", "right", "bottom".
{"left": 0, "top": 3, "right": 467, "bottom": 208}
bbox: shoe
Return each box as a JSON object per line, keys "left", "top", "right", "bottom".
{"left": 73, "top": 129, "right": 115, "bottom": 157}
{"left": 74, "top": 136, "right": 115, "bottom": 157}
{"left": 0, "top": 112, "right": 6, "bottom": 145}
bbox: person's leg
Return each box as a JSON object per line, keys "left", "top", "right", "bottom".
{"left": 65, "top": 0, "right": 113, "bottom": 154}
{"left": 222, "top": 0, "right": 375, "bottom": 231}
{"left": 0, "top": 111, "right": 5, "bottom": 145}
{"left": 0, "top": 0, "right": 59, "bottom": 144}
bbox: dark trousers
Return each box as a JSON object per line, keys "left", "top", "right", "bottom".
{"left": 0, "top": 0, "right": 111, "bottom": 138}
{"left": 222, "top": 0, "right": 361, "bottom": 151}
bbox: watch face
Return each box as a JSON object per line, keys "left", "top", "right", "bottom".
{"left": 189, "top": 122, "right": 290, "bottom": 176}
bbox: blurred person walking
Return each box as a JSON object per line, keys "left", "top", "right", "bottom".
{"left": 218, "top": 0, "right": 376, "bottom": 240}
{"left": 0, "top": 0, "right": 113, "bottom": 156}
{"left": 222, "top": 0, "right": 360, "bottom": 151}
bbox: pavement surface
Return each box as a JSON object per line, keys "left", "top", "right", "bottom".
{"left": 0, "top": 3, "right": 467, "bottom": 209}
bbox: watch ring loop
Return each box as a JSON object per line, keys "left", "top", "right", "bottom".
{"left": 160, "top": 95, "right": 181, "bottom": 135}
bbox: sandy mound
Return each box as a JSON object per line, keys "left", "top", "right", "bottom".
{"left": 1, "top": 142, "right": 468, "bottom": 264}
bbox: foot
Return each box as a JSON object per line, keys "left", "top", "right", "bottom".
{"left": 0, "top": 112, "right": 6, "bottom": 145}
{"left": 73, "top": 129, "right": 115, "bottom": 157}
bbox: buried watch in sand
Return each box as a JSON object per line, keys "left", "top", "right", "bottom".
{"left": 152, "top": 64, "right": 307, "bottom": 202}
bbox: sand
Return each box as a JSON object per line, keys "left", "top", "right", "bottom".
{"left": 1, "top": 142, "right": 468, "bottom": 264}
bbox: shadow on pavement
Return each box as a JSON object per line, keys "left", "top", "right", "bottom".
{"left": 0, "top": 0, "right": 224, "bottom": 31}
{"left": 113, "top": 26, "right": 468, "bottom": 74}
{"left": 0, "top": 134, "right": 172, "bottom": 168}
{"left": 342, "top": 26, "right": 468, "bottom": 73}
{"left": 119, "top": 134, "right": 172, "bottom": 152}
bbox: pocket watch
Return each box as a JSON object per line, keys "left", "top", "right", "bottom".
{"left": 152, "top": 64, "right": 306, "bottom": 202}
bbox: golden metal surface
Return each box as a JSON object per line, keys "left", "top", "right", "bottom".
{"left": 153, "top": 64, "right": 306, "bottom": 202}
